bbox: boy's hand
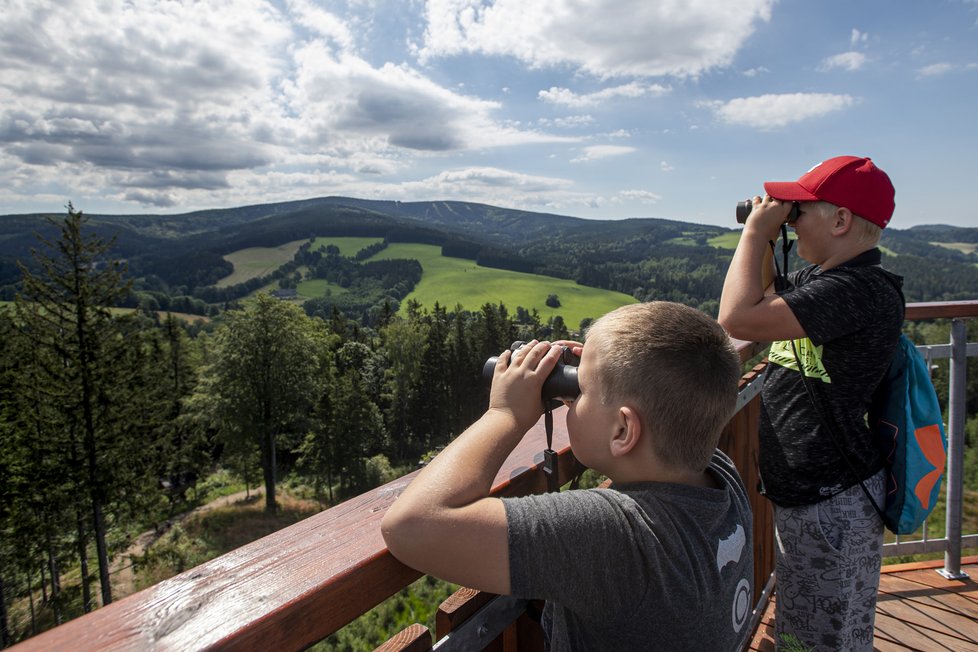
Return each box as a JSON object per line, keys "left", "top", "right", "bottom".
{"left": 488, "top": 340, "right": 562, "bottom": 430}
{"left": 743, "top": 195, "right": 793, "bottom": 240}
{"left": 553, "top": 339, "right": 584, "bottom": 359}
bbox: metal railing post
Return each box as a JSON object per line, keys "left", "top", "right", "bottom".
{"left": 939, "top": 318, "right": 969, "bottom": 580}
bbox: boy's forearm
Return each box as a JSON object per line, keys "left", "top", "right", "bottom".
{"left": 380, "top": 408, "right": 528, "bottom": 593}
{"left": 381, "top": 342, "right": 557, "bottom": 592}
{"left": 394, "top": 343, "right": 558, "bottom": 510}
{"left": 397, "top": 408, "right": 526, "bottom": 510}
{"left": 719, "top": 226, "right": 775, "bottom": 328}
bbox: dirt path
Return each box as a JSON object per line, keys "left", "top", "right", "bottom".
{"left": 110, "top": 489, "right": 264, "bottom": 599}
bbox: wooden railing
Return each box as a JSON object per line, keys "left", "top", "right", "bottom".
{"left": 10, "top": 300, "right": 978, "bottom": 651}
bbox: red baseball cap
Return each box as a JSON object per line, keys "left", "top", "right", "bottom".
{"left": 764, "top": 156, "right": 895, "bottom": 228}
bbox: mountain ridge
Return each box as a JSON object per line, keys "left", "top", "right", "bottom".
{"left": 2, "top": 197, "right": 976, "bottom": 308}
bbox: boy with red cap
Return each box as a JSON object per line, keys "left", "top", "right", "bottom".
{"left": 719, "top": 156, "right": 904, "bottom": 651}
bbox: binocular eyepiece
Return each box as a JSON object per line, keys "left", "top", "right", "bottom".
{"left": 482, "top": 341, "right": 581, "bottom": 402}
{"left": 736, "top": 199, "right": 800, "bottom": 224}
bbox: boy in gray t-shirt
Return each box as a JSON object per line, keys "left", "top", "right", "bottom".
{"left": 383, "top": 301, "right": 753, "bottom": 651}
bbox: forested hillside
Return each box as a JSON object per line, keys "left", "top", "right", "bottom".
{"left": 0, "top": 207, "right": 578, "bottom": 645}
{"left": 2, "top": 197, "right": 976, "bottom": 320}
{"left": 1, "top": 202, "right": 976, "bottom": 647}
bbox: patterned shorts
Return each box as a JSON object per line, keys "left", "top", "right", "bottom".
{"left": 773, "top": 470, "right": 885, "bottom": 652}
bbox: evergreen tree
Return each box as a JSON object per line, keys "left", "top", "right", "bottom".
{"left": 193, "top": 294, "right": 324, "bottom": 512}
{"left": 330, "top": 341, "right": 386, "bottom": 493}
{"left": 378, "top": 318, "right": 426, "bottom": 462}
{"left": 413, "top": 303, "right": 452, "bottom": 449}
{"left": 297, "top": 329, "right": 341, "bottom": 506}
{"left": 14, "top": 205, "right": 153, "bottom": 608}
{"left": 153, "top": 315, "right": 208, "bottom": 512}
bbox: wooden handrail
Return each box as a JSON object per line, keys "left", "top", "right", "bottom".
{"left": 12, "top": 416, "right": 576, "bottom": 651}
{"left": 373, "top": 623, "right": 432, "bottom": 652}
{"left": 729, "top": 301, "right": 978, "bottom": 359}
{"left": 13, "top": 300, "right": 978, "bottom": 651}
{"left": 905, "top": 300, "right": 978, "bottom": 321}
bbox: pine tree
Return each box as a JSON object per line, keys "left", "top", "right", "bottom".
{"left": 154, "top": 315, "right": 207, "bottom": 512}
{"left": 330, "top": 341, "right": 386, "bottom": 493}
{"left": 13, "top": 204, "right": 142, "bottom": 607}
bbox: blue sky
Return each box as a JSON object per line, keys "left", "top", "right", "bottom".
{"left": 1, "top": 0, "right": 976, "bottom": 228}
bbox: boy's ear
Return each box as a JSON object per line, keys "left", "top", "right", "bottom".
{"left": 610, "top": 406, "right": 642, "bottom": 457}
{"left": 831, "top": 206, "right": 854, "bottom": 235}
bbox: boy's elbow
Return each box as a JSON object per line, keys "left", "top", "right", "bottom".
{"left": 718, "top": 308, "right": 762, "bottom": 342}
{"left": 381, "top": 505, "right": 413, "bottom": 560}
{"left": 382, "top": 502, "right": 434, "bottom": 569}
{"left": 717, "top": 313, "right": 744, "bottom": 340}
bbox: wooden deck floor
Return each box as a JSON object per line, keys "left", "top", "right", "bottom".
{"left": 748, "top": 556, "right": 978, "bottom": 651}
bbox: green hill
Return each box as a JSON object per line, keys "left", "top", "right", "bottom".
{"left": 3, "top": 198, "right": 977, "bottom": 312}
{"left": 368, "top": 243, "right": 636, "bottom": 327}
{"left": 216, "top": 240, "right": 307, "bottom": 288}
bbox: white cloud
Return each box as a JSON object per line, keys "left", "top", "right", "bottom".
{"left": 418, "top": 0, "right": 777, "bottom": 78}
{"left": 387, "top": 166, "right": 599, "bottom": 212}
{"left": 570, "top": 145, "right": 636, "bottom": 163}
{"left": 818, "top": 51, "right": 868, "bottom": 72}
{"left": 538, "top": 82, "right": 670, "bottom": 107}
{"left": 287, "top": 0, "right": 356, "bottom": 51}
{"left": 702, "top": 93, "right": 858, "bottom": 130}
{"left": 0, "top": 0, "right": 571, "bottom": 210}
{"left": 618, "top": 189, "right": 662, "bottom": 203}
{"left": 539, "top": 115, "right": 595, "bottom": 129}
{"left": 850, "top": 29, "right": 868, "bottom": 46}
{"left": 743, "top": 67, "right": 770, "bottom": 77}
{"left": 408, "top": 166, "right": 572, "bottom": 193}
{"left": 916, "top": 62, "right": 955, "bottom": 77}
{"left": 287, "top": 47, "right": 566, "bottom": 151}
{"left": 660, "top": 161, "right": 674, "bottom": 172}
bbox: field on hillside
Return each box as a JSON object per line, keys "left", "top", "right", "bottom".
{"left": 3, "top": 302, "right": 208, "bottom": 325}
{"left": 216, "top": 240, "right": 306, "bottom": 287}
{"left": 369, "top": 243, "right": 637, "bottom": 328}
{"left": 931, "top": 241, "right": 978, "bottom": 255}
{"left": 708, "top": 232, "right": 741, "bottom": 249}
{"left": 228, "top": 237, "right": 639, "bottom": 326}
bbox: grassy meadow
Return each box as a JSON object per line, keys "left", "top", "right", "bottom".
{"left": 931, "top": 241, "right": 978, "bottom": 255}
{"left": 241, "top": 237, "right": 640, "bottom": 326}
{"left": 368, "top": 243, "right": 637, "bottom": 328}
{"left": 217, "top": 238, "right": 383, "bottom": 290}
{"left": 216, "top": 239, "right": 307, "bottom": 287}
{"left": 708, "top": 231, "right": 742, "bottom": 249}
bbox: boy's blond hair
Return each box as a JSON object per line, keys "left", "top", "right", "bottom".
{"left": 585, "top": 302, "right": 740, "bottom": 472}
{"left": 813, "top": 200, "right": 883, "bottom": 248}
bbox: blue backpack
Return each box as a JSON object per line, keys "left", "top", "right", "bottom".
{"left": 868, "top": 334, "right": 948, "bottom": 535}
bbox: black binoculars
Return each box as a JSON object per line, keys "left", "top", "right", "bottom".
{"left": 482, "top": 341, "right": 581, "bottom": 402}
{"left": 736, "top": 200, "right": 800, "bottom": 224}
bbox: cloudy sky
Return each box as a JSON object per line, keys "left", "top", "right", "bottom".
{"left": 1, "top": 0, "right": 976, "bottom": 228}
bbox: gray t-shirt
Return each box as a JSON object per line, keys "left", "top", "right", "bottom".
{"left": 759, "top": 248, "right": 904, "bottom": 506}
{"left": 503, "top": 450, "right": 753, "bottom": 651}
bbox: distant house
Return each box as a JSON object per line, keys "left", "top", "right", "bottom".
{"left": 271, "top": 288, "right": 298, "bottom": 300}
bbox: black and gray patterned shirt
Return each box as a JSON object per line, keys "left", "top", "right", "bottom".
{"left": 759, "top": 248, "right": 904, "bottom": 507}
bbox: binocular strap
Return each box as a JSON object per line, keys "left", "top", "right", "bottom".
{"left": 543, "top": 406, "right": 560, "bottom": 493}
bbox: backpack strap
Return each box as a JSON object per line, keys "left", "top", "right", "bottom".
{"left": 788, "top": 340, "right": 887, "bottom": 520}
{"left": 771, "top": 234, "right": 889, "bottom": 516}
